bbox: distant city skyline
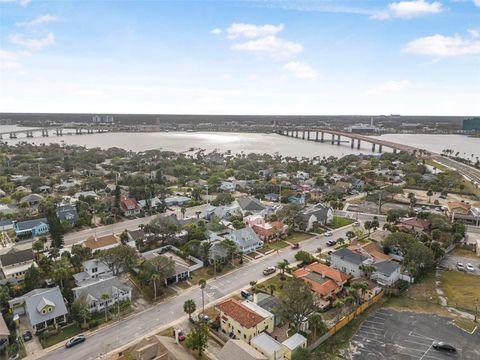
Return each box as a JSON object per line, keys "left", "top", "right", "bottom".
{"left": 1, "top": 0, "right": 479, "bottom": 115}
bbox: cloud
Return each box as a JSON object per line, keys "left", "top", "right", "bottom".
{"left": 371, "top": 0, "right": 443, "bottom": 20}
{"left": 0, "top": 50, "right": 22, "bottom": 71}
{"left": 403, "top": 33, "right": 480, "bottom": 56}
{"left": 0, "top": 0, "right": 30, "bottom": 6}
{"left": 226, "top": 23, "right": 284, "bottom": 39}
{"left": 474, "top": 0, "right": 480, "bottom": 7}
{"left": 370, "top": 80, "right": 411, "bottom": 93}
{"left": 16, "top": 14, "right": 59, "bottom": 27}
{"left": 9, "top": 32, "right": 55, "bottom": 50}
{"left": 283, "top": 61, "right": 322, "bottom": 80}
{"left": 231, "top": 35, "right": 303, "bottom": 58}
{"left": 211, "top": 28, "right": 222, "bottom": 35}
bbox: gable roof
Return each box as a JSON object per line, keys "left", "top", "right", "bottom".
{"left": 251, "top": 332, "right": 283, "bottom": 354}
{"left": 297, "top": 203, "right": 330, "bottom": 222}
{"left": 399, "top": 217, "right": 429, "bottom": 230}
{"left": 15, "top": 218, "right": 48, "bottom": 232}
{"left": 0, "top": 247, "right": 34, "bottom": 267}
{"left": 374, "top": 260, "right": 400, "bottom": 276}
{"left": 56, "top": 204, "right": 78, "bottom": 222}
{"left": 236, "top": 197, "right": 266, "bottom": 212}
{"left": 331, "top": 247, "right": 369, "bottom": 265}
{"left": 302, "top": 262, "right": 349, "bottom": 284}
{"left": 218, "top": 339, "right": 267, "bottom": 360}
{"left": 217, "top": 298, "right": 265, "bottom": 329}
{"left": 83, "top": 234, "right": 119, "bottom": 250}
{"left": 226, "top": 227, "right": 262, "bottom": 248}
{"left": 73, "top": 276, "right": 131, "bottom": 302}
{"left": 448, "top": 201, "right": 471, "bottom": 211}
{"left": 282, "top": 333, "right": 307, "bottom": 350}
{"left": 24, "top": 287, "right": 68, "bottom": 327}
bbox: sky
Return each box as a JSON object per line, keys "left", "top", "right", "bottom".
{"left": 0, "top": 0, "right": 479, "bottom": 115}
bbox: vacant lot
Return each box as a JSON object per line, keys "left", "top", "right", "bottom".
{"left": 442, "top": 270, "right": 480, "bottom": 313}
{"left": 348, "top": 309, "right": 480, "bottom": 359}
{"left": 285, "top": 232, "right": 312, "bottom": 244}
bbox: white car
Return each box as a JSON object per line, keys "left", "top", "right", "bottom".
{"left": 324, "top": 231, "right": 333, "bottom": 237}
{"left": 466, "top": 263, "right": 475, "bottom": 272}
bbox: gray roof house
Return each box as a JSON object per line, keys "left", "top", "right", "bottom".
{"left": 19, "top": 193, "right": 43, "bottom": 206}
{"left": 218, "top": 339, "right": 267, "bottom": 360}
{"left": 0, "top": 248, "right": 35, "bottom": 281}
{"left": 73, "top": 259, "right": 113, "bottom": 285}
{"left": 296, "top": 203, "right": 334, "bottom": 231}
{"left": 73, "top": 276, "right": 132, "bottom": 313}
{"left": 8, "top": 287, "right": 68, "bottom": 332}
{"left": 56, "top": 204, "right": 79, "bottom": 226}
{"left": 234, "top": 197, "right": 267, "bottom": 215}
{"left": 330, "top": 248, "right": 370, "bottom": 278}
{"left": 0, "top": 220, "right": 14, "bottom": 232}
{"left": 225, "top": 227, "right": 263, "bottom": 253}
{"left": 371, "top": 260, "right": 401, "bottom": 286}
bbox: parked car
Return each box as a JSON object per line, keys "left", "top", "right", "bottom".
{"left": 174, "top": 329, "right": 186, "bottom": 341}
{"left": 326, "top": 239, "right": 337, "bottom": 246}
{"left": 352, "top": 222, "right": 360, "bottom": 227}
{"left": 22, "top": 331, "right": 32, "bottom": 342}
{"left": 65, "top": 335, "right": 86, "bottom": 348}
{"left": 466, "top": 263, "right": 475, "bottom": 272}
{"left": 263, "top": 266, "right": 276, "bottom": 276}
{"left": 324, "top": 231, "right": 333, "bottom": 237}
{"left": 291, "top": 243, "right": 300, "bottom": 250}
{"left": 240, "top": 290, "right": 251, "bottom": 299}
{"left": 432, "top": 341, "right": 456, "bottom": 352}
{"left": 456, "top": 262, "right": 465, "bottom": 271}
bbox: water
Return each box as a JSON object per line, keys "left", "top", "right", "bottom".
{"left": 1, "top": 125, "right": 479, "bottom": 159}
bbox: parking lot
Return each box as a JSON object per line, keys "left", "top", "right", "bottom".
{"left": 348, "top": 309, "right": 480, "bottom": 359}
{"left": 440, "top": 255, "right": 480, "bottom": 275}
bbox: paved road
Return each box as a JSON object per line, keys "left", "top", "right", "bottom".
{"left": 38, "top": 225, "right": 355, "bottom": 360}
{"left": 432, "top": 155, "right": 480, "bottom": 186}
{"left": 63, "top": 204, "right": 209, "bottom": 246}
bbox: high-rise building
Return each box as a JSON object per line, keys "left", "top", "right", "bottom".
{"left": 463, "top": 117, "right": 480, "bottom": 132}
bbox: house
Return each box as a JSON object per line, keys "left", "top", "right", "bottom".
{"left": 74, "top": 191, "right": 99, "bottom": 200}
{"left": 0, "top": 314, "right": 9, "bottom": 350}
{"left": 218, "top": 339, "right": 267, "bottom": 360}
{"left": 288, "top": 194, "right": 305, "bottom": 205}
{"left": 225, "top": 227, "right": 263, "bottom": 253}
{"left": 264, "top": 193, "right": 280, "bottom": 202}
{"left": 19, "top": 193, "right": 43, "bottom": 206}
{"left": 252, "top": 221, "right": 289, "bottom": 242}
{"left": 141, "top": 249, "right": 199, "bottom": 284}
{"left": 397, "top": 217, "right": 429, "bottom": 235}
{"left": 56, "top": 204, "right": 79, "bottom": 226}
{"left": 216, "top": 298, "right": 274, "bottom": 342}
{"left": 250, "top": 332, "right": 284, "bottom": 360}
{"left": 15, "top": 218, "right": 49, "bottom": 237}
{"left": 446, "top": 201, "right": 475, "bottom": 222}
{"left": 205, "top": 204, "right": 241, "bottom": 221}
{"left": 73, "top": 259, "right": 113, "bottom": 285}
{"left": 8, "top": 287, "right": 68, "bottom": 332}
{"left": 371, "top": 260, "right": 401, "bottom": 286}
{"left": 164, "top": 196, "right": 191, "bottom": 207}
{"left": 138, "top": 197, "right": 162, "bottom": 209}
{"left": 348, "top": 241, "right": 392, "bottom": 262}
{"left": 293, "top": 263, "right": 349, "bottom": 309}
{"left": 220, "top": 181, "right": 236, "bottom": 192}
{"left": 282, "top": 333, "right": 308, "bottom": 360}
{"left": 296, "top": 204, "right": 333, "bottom": 231}
{"left": 127, "top": 229, "right": 146, "bottom": 243}
{"left": 0, "top": 220, "right": 14, "bottom": 232}
{"left": 126, "top": 335, "right": 196, "bottom": 360}
{"left": 0, "top": 247, "right": 35, "bottom": 281}
{"left": 296, "top": 171, "right": 309, "bottom": 180}
{"left": 83, "top": 234, "right": 119, "bottom": 252}
{"left": 120, "top": 197, "right": 141, "bottom": 216}
{"left": 234, "top": 197, "right": 267, "bottom": 216}
{"left": 73, "top": 276, "right": 132, "bottom": 313}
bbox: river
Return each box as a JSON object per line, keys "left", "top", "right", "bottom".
{"left": 1, "top": 125, "right": 478, "bottom": 159}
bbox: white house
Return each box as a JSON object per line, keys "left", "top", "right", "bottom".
{"left": 225, "top": 227, "right": 263, "bottom": 253}
{"left": 73, "top": 259, "right": 113, "bottom": 285}
{"left": 296, "top": 203, "right": 333, "bottom": 231}
{"left": 220, "top": 181, "right": 236, "bottom": 192}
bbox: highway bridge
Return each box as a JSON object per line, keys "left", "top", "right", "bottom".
{"left": 276, "top": 127, "right": 420, "bottom": 154}
{"left": 0, "top": 125, "right": 111, "bottom": 139}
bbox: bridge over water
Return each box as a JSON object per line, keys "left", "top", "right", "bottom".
{"left": 0, "top": 125, "right": 111, "bottom": 139}
{"left": 276, "top": 127, "right": 419, "bottom": 154}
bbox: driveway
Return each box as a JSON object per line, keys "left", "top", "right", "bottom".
{"left": 348, "top": 309, "right": 480, "bottom": 359}
{"left": 37, "top": 225, "right": 355, "bottom": 360}
{"left": 440, "top": 255, "right": 480, "bottom": 275}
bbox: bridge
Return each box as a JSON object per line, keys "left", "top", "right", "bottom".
{"left": 275, "top": 127, "right": 420, "bottom": 154}
{"left": 0, "top": 126, "right": 111, "bottom": 140}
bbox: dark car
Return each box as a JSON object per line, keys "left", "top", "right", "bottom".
{"left": 291, "top": 244, "right": 300, "bottom": 250}
{"left": 432, "top": 341, "right": 456, "bottom": 352}
{"left": 326, "top": 240, "right": 337, "bottom": 246}
{"left": 22, "top": 331, "right": 32, "bottom": 342}
{"left": 65, "top": 335, "right": 86, "bottom": 348}
{"left": 240, "top": 290, "right": 251, "bottom": 299}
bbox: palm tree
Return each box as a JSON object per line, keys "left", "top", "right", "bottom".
{"left": 199, "top": 279, "right": 206, "bottom": 314}
{"left": 152, "top": 274, "right": 161, "bottom": 301}
{"left": 277, "top": 259, "right": 289, "bottom": 279}
{"left": 101, "top": 293, "right": 110, "bottom": 322}
{"left": 183, "top": 299, "right": 196, "bottom": 320}
{"left": 180, "top": 206, "right": 186, "bottom": 219}
{"left": 346, "top": 231, "right": 355, "bottom": 242}
{"left": 268, "top": 284, "right": 276, "bottom": 296}
{"left": 309, "top": 313, "right": 325, "bottom": 339}
{"left": 359, "top": 264, "right": 376, "bottom": 280}
{"left": 200, "top": 242, "right": 212, "bottom": 267}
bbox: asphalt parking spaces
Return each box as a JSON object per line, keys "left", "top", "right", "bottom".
{"left": 440, "top": 255, "right": 480, "bottom": 276}
{"left": 348, "top": 309, "right": 480, "bottom": 360}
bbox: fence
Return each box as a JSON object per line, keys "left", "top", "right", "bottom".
{"left": 308, "top": 290, "right": 384, "bottom": 351}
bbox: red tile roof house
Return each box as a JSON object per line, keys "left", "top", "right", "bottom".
{"left": 397, "top": 217, "right": 430, "bottom": 236}
{"left": 252, "top": 221, "right": 289, "bottom": 242}
{"left": 120, "top": 197, "right": 141, "bottom": 217}
{"left": 293, "top": 262, "right": 349, "bottom": 310}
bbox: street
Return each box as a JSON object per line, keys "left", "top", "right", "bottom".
{"left": 37, "top": 224, "right": 355, "bottom": 360}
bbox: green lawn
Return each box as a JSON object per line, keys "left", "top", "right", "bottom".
{"left": 328, "top": 216, "right": 354, "bottom": 229}
{"left": 285, "top": 232, "right": 313, "bottom": 244}
{"left": 257, "top": 241, "right": 289, "bottom": 254}
{"left": 442, "top": 270, "right": 480, "bottom": 313}
{"left": 190, "top": 261, "right": 239, "bottom": 284}
{"left": 256, "top": 274, "right": 288, "bottom": 297}
{"left": 40, "top": 324, "right": 83, "bottom": 348}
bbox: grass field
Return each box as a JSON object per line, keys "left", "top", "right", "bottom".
{"left": 285, "top": 232, "right": 312, "bottom": 244}
{"left": 257, "top": 241, "right": 289, "bottom": 254}
{"left": 442, "top": 270, "right": 480, "bottom": 313}
{"left": 40, "top": 324, "right": 83, "bottom": 348}
{"left": 256, "top": 274, "right": 288, "bottom": 297}
{"left": 329, "top": 216, "right": 354, "bottom": 229}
